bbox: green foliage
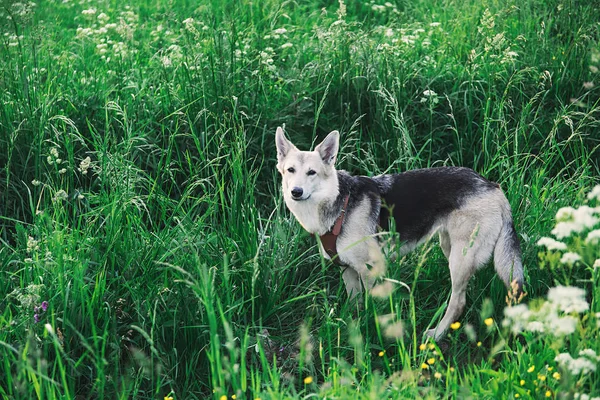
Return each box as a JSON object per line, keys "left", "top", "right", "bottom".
{"left": 0, "top": 0, "right": 599, "bottom": 398}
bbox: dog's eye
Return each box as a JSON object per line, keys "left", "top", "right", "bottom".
{"left": 307, "top": 170, "right": 316, "bottom": 176}
{"left": 287, "top": 167, "right": 295, "bottom": 173}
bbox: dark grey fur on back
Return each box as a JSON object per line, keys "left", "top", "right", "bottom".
{"left": 375, "top": 167, "right": 499, "bottom": 243}
{"left": 326, "top": 166, "right": 501, "bottom": 245}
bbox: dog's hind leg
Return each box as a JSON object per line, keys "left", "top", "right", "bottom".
{"left": 439, "top": 231, "right": 451, "bottom": 260}
{"left": 426, "top": 246, "right": 476, "bottom": 341}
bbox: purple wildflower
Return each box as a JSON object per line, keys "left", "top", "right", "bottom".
{"left": 41, "top": 301, "right": 49, "bottom": 311}
{"left": 34, "top": 314, "right": 40, "bottom": 323}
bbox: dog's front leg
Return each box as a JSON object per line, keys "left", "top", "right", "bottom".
{"left": 342, "top": 238, "right": 387, "bottom": 298}
{"left": 340, "top": 266, "right": 362, "bottom": 298}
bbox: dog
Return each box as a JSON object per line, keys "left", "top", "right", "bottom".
{"left": 275, "top": 127, "right": 524, "bottom": 340}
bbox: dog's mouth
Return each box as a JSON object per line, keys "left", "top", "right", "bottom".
{"left": 292, "top": 194, "right": 311, "bottom": 201}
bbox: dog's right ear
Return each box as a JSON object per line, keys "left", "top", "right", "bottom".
{"left": 275, "top": 127, "right": 297, "bottom": 166}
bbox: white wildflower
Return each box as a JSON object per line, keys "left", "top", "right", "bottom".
{"left": 594, "top": 259, "right": 600, "bottom": 269}
{"left": 502, "top": 303, "right": 530, "bottom": 334}
{"left": 31, "top": 179, "right": 41, "bottom": 186}
{"left": 560, "top": 252, "right": 581, "bottom": 266}
{"left": 585, "top": 229, "right": 600, "bottom": 244}
{"left": 548, "top": 285, "right": 588, "bottom": 313}
{"left": 525, "top": 321, "right": 545, "bottom": 332}
{"left": 27, "top": 236, "right": 39, "bottom": 253}
{"left": 79, "top": 156, "right": 91, "bottom": 174}
{"left": 273, "top": 28, "right": 287, "bottom": 35}
{"left": 555, "top": 353, "right": 596, "bottom": 375}
{"left": 97, "top": 12, "right": 109, "bottom": 22}
{"left": 587, "top": 185, "right": 600, "bottom": 201}
{"left": 53, "top": 190, "right": 68, "bottom": 202}
{"left": 281, "top": 42, "right": 293, "bottom": 49}
{"left": 556, "top": 206, "right": 575, "bottom": 220}
{"left": 50, "top": 147, "right": 59, "bottom": 158}
{"left": 76, "top": 27, "right": 93, "bottom": 37}
{"left": 385, "top": 28, "right": 394, "bottom": 37}
{"left": 552, "top": 206, "right": 599, "bottom": 238}
{"left": 423, "top": 89, "right": 437, "bottom": 97}
{"left": 548, "top": 315, "right": 578, "bottom": 335}
{"left": 430, "top": 22, "right": 441, "bottom": 27}
{"left": 81, "top": 8, "right": 96, "bottom": 15}
{"left": 578, "top": 349, "right": 600, "bottom": 361}
{"left": 536, "top": 237, "right": 567, "bottom": 251}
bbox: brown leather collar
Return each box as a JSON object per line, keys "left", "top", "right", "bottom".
{"left": 319, "top": 195, "right": 350, "bottom": 264}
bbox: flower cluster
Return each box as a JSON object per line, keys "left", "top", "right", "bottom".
{"left": 34, "top": 301, "right": 49, "bottom": 323}
{"left": 555, "top": 349, "right": 599, "bottom": 375}
{"left": 75, "top": 7, "right": 138, "bottom": 63}
{"left": 502, "top": 285, "right": 588, "bottom": 336}
{"left": 536, "top": 185, "right": 600, "bottom": 276}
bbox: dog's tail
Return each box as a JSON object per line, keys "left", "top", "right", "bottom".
{"left": 493, "top": 211, "right": 525, "bottom": 296}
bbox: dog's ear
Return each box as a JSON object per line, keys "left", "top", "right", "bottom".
{"left": 275, "top": 127, "right": 297, "bottom": 165}
{"left": 315, "top": 130, "right": 339, "bottom": 165}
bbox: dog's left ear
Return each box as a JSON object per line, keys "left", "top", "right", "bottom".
{"left": 315, "top": 130, "right": 339, "bottom": 165}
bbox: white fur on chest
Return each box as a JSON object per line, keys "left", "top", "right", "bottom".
{"left": 285, "top": 198, "right": 328, "bottom": 234}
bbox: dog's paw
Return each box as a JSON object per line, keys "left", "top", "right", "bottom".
{"left": 424, "top": 329, "right": 437, "bottom": 339}
{"left": 424, "top": 328, "right": 445, "bottom": 342}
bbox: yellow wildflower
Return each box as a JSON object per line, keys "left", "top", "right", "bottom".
{"left": 520, "top": 380, "right": 525, "bottom": 386}
{"left": 484, "top": 318, "right": 494, "bottom": 326}
{"left": 538, "top": 374, "right": 546, "bottom": 382}
{"left": 421, "top": 363, "right": 429, "bottom": 370}
{"left": 434, "top": 372, "right": 442, "bottom": 379}
{"left": 545, "top": 390, "right": 552, "bottom": 397}
{"left": 450, "top": 322, "right": 461, "bottom": 330}
{"left": 427, "top": 358, "right": 436, "bottom": 365}
{"left": 164, "top": 397, "right": 173, "bottom": 400}
{"left": 552, "top": 372, "right": 560, "bottom": 380}
{"left": 419, "top": 343, "right": 427, "bottom": 351}
{"left": 477, "top": 341, "right": 482, "bottom": 347}
{"left": 378, "top": 350, "right": 385, "bottom": 357}
{"left": 527, "top": 365, "right": 535, "bottom": 373}
{"left": 515, "top": 395, "right": 520, "bottom": 398}
{"left": 304, "top": 376, "right": 313, "bottom": 384}
{"left": 220, "top": 396, "right": 227, "bottom": 400}
{"left": 428, "top": 343, "right": 436, "bottom": 350}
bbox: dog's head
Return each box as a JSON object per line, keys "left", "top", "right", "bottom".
{"left": 275, "top": 127, "right": 339, "bottom": 203}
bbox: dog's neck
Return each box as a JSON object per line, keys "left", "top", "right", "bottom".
{"left": 286, "top": 171, "right": 350, "bottom": 235}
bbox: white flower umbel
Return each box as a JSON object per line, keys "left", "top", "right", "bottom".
{"left": 502, "top": 285, "right": 588, "bottom": 336}
{"left": 537, "top": 236, "right": 567, "bottom": 251}
{"left": 548, "top": 285, "right": 589, "bottom": 313}
{"left": 585, "top": 229, "right": 600, "bottom": 244}
{"left": 502, "top": 304, "right": 531, "bottom": 334}
{"left": 560, "top": 252, "right": 581, "bottom": 266}
{"left": 555, "top": 352, "right": 597, "bottom": 375}
{"left": 552, "top": 206, "right": 599, "bottom": 239}
{"left": 587, "top": 185, "right": 600, "bottom": 201}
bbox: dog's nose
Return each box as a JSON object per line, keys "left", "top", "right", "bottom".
{"left": 291, "top": 187, "right": 303, "bottom": 198}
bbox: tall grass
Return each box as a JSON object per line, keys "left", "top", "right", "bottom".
{"left": 1, "top": 0, "right": 599, "bottom": 398}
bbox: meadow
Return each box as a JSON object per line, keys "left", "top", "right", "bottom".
{"left": 1, "top": 0, "right": 600, "bottom": 398}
